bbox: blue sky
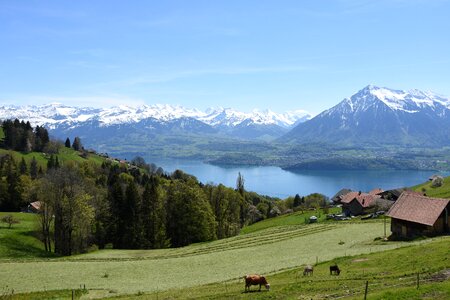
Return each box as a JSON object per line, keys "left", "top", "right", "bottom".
{"left": 0, "top": 0, "right": 449, "bottom": 114}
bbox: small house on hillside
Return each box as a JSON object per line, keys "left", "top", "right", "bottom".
{"left": 378, "top": 188, "right": 407, "bottom": 201}
{"left": 386, "top": 192, "right": 450, "bottom": 238}
{"left": 331, "top": 188, "right": 353, "bottom": 204}
{"left": 368, "top": 188, "right": 384, "bottom": 195}
{"left": 25, "top": 201, "right": 41, "bottom": 213}
{"left": 340, "top": 192, "right": 380, "bottom": 216}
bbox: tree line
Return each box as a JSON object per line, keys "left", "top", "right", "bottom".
{"left": 0, "top": 120, "right": 329, "bottom": 256}
{"left": 1, "top": 119, "right": 50, "bottom": 152}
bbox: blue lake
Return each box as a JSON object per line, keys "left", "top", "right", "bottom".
{"left": 145, "top": 158, "right": 442, "bottom": 198}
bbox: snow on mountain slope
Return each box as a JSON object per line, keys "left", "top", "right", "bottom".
{"left": 283, "top": 85, "right": 450, "bottom": 146}
{"left": 0, "top": 103, "right": 310, "bottom": 128}
{"left": 338, "top": 85, "right": 450, "bottom": 114}
{"left": 199, "top": 107, "right": 311, "bottom": 128}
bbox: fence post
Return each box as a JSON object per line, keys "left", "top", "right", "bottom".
{"left": 364, "top": 281, "right": 369, "bottom": 300}
{"left": 72, "top": 289, "right": 74, "bottom": 300}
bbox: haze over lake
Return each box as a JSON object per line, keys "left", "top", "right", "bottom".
{"left": 145, "top": 158, "right": 440, "bottom": 198}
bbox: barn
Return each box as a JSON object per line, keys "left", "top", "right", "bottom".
{"left": 340, "top": 192, "right": 379, "bottom": 216}
{"left": 386, "top": 192, "right": 450, "bottom": 238}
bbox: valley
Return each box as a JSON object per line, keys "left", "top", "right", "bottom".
{"left": 2, "top": 85, "right": 450, "bottom": 172}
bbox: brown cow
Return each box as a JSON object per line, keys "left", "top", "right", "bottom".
{"left": 244, "top": 274, "right": 270, "bottom": 292}
{"left": 303, "top": 265, "right": 313, "bottom": 276}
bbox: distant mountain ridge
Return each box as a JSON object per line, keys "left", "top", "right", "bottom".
{"left": 0, "top": 103, "right": 312, "bottom": 142}
{"left": 282, "top": 85, "right": 450, "bottom": 146}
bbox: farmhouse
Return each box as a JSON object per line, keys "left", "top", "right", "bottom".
{"left": 377, "top": 188, "right": 406, "bottom": 201}
{"left": 340, "top": 191, "right": 380, "bottom": 216}
{"left": 331, "top": 188, "right": 352, "bottom": 204}
{"left": 386, "top": 192, "right": 450, "bottom": 238}
{"left": 25, "top": 201, "right": 41, "bottom": 213}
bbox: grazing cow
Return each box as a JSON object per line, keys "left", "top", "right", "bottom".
{"left": 244, "top": 274, "right": 270, "bottom": 292}
{"left": 330, "top": 265, "right": 341, "bottom": 275}
{"left": 303, "top": 265, "right": 314, "bottom": 276}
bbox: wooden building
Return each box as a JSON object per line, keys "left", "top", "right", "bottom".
{"left": 386, "top": 192, "right": 450, "bottom": 238}
{"left": 340, "top": 192, "right": 380, "bottom": 216}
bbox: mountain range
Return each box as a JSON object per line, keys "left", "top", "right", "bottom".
{"left": 283, "top": 85, "right": 450, "bottom": 146}
{"left": 0, "top": 103, "right": 311, "bottom": 142}
{"left": 1, "top": 85, "right": 450, "bottom": 153}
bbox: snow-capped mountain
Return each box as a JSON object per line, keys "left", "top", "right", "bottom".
{"left": 200, "top": 107, "right": 310, "bottom": 128}
{"left": 0, "top": 103, "right": 312, "bottom": 142}
{"left": 282, "top": 85, "right": 450, "bottom": 146}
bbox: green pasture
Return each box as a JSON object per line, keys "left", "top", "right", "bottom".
{"left": 240, "top": 207, "right": 340, "bottom": 235}
{"left": 0, "top": 212, "right": 55, "bottom": 260}
{"left": 0, "top": 217, "right": 439, "bottom": 298}
{"left": 112, "top": 237, "right": 450, "bottom": 299}
{"left": 413, "top": 176, "right": 450, "bottom": 199}
{"left": 0, "top": 146, "right": 105, "bottom": 171}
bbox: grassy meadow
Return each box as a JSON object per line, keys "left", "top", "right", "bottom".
{"left": 116, "top": 237, "right": 449, "bottom": 300}
{"left": 0, "top": 146, "right": 106, "bottom": 173}
{"left": 0, "top": 212, "right": 56, "bottom": 260}
{"left": 1, "top": 211, "right": 447, "bottom": 299}
{"left": 413, "top": 175, "right": 450, "bottom": 198}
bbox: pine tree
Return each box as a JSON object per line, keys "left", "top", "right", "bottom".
{"left": 65, "top": 138, "right": 71, "bottom": 148}
{"left": 19, "top": 157, "right": 28, "bottom": 175}
{"left": 55, "top": 156, "right": 60, "bottom": 169}
{"left": 294, "top": 194, "right": 301, "bottom": 207}
{"left": 5, "top": 158, "right": 23, "bottom": 211}
{"left": 123, "top": 181, "right": 143, "bottom": 248}
{"left": 47, "top": 155, "right": 55, "bottom": 170}
{"left": 141, "top": 176, "right": 168, "bottom": 249}
{"left": 30, "top": 157, "right": 38, "bottom": 179}
{"left": 72, "top": 137, "right": 82, "bottom": 151}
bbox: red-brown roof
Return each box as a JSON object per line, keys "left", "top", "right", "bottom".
{"left": 356, "top": 194, "right": 379, "bottom": 208}
{"left": 30, "top": 201, "right": 42, "bottom": 211}
{"left": 340, "top": 192, "right": 379, "bottom": 208}
{"left": 369, "top": 188, "right": 384, "bottom": 195}
{"left": 386, "top": 192, "right": 450, "bottom": 226}
{"left": 340, "top": 191, "right": 360, "bottom": 204}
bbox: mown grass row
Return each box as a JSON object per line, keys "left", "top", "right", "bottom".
{"left": 1, "top": 221, "right": 407, "bottom": 296}
{"left": 239, "top": 207, "right": 340, "bottom": 235}
{"left": 107, "top": 237, "right": 450, "bottom": 300}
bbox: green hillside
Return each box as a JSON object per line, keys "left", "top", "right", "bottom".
{"left": 128, "top": 237, "right": 449, "bottom": 300}
{"left": 0, "top": 212, "right": 55, "bottom": 260}
{"left": 1, "top": 216, "right": 445, "bottom": 299}
{"left": 240, "top": 207, "right": 340, "bottom": 235}
{"left": 0, "top": 146, "right": 106, "bottom": 171}
{"left": 413, "top": 176, "right": 450, "bottom": 198}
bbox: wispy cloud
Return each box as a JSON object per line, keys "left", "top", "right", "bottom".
{"left": 93, "top": 65, "right": 311, "bottom": 88}
{"left": 0, "top": 95, "right": 146, "bottom": 108}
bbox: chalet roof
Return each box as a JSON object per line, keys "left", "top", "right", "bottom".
{"left": 369, "top": 188, "right": 384, "bottom": 195}
{"left": 30, "top": 201, "right": 41, "bottom": 210}
{"left": 386, "top": 192, "right": 450, "bottom": 226}
{"left": 378, "top": 188, "right": 406, "bottom": 198}
{"left": 341, "top": 192, "right": 379, "bottom": 208}
{"left": 331, "top": 188, "right": 353, "bottom": 202}
{"left": 340, "top": 191, "right": 361, "bottom": 204}
{"left": 357, "top": 194, "right": 379, "bottom": 208}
